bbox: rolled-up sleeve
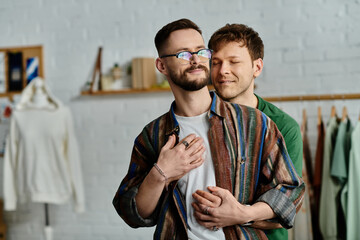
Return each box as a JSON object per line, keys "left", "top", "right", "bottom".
{"left": 113, "top": 127, "right": 160, "bottom": 227}
{"left": 256, "top": 188, "right": 299, "bottom": 228}
{"left": 256, "top": 117, "right": 305, "bottom": 228}
{"left": 113, "top": 184, "right": 158, "bottom": 227}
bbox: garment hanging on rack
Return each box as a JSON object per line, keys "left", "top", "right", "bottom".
{"left": 330, "top": 116, "right": 353, "bottom": 183}
{"left": 3, "top": 77, "right": 85, "bottom": 213}
{"left": 302, "top": 110, "right": 314, "bottom": 184}
{"left": 289, "top": 110, "right": 313, "bottom": 240}
{"left": 312, "top": 107, "right": 325, "bottom": 240}
{"left": 319, "top": 115, "right": 340, "bottom": 239}
{"left": 330, "top": 115, "right": 353, "bottom": 240}
{"left": 346, "top": 120, "right": 360, "bottom": 239}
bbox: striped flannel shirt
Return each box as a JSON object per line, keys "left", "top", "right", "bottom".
{"left": 113, "top": 92, "right": 305, "bottom": 240}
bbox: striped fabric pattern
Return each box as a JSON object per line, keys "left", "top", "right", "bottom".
{"left": 113, "top": 92, "right": 305, "bottom": 240}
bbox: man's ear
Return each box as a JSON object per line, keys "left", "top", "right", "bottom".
{"left": 253, "top": 58, "right": 264, "bottom": 78}
{"left": 156, "top": 58, "right": 167, "bottom": 75}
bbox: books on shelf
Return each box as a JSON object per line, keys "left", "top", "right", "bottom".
{"left": 131, "top": 58, "right": 156, "bottom": 89}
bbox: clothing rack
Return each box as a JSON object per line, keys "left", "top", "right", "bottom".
{"left": 262, "top": 93, "right": 360, "bottom": 102}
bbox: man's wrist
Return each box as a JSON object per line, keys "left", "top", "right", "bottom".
{"left": 234, "top": 204, "right": 254, "bottom": 226}
{"left": 243, "top": 204, "right": 255, "bottom": 224}
{"left": 242, "top": 221, "right": 254, "bottom": 226}
{"left": 247, "top": 202, "right": 276, "bottom": 222}
{"left": 151, "top": 164, "right": 168, "bottom": 191}
{"left": 153, "top": 163, "right": 168, "bottom": 191}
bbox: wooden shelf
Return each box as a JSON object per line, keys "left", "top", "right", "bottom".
{"left": 0, "top": 91, "right": 21, "bottom": 101}
{"left": 81, "top": 85, "right": 215, "bottom": 96}
{"left": 80, "top": 86, "right": 360, "bottom": 103}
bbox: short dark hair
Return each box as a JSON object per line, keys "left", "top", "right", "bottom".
{"left": 208, "top": 24, "right": 264, "bottom": 61}
{"left": 155, "top": 18, "right": 202, "bottom": 55}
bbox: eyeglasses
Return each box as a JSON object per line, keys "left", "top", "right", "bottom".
{"left": 160, "top": 49, "right": 212, "bottom": 65}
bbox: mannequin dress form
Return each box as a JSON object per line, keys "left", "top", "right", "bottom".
{"left": 29, "top": 78, "right": 54, "bottom": 240}
{"left": 27, "top": 78, "right": 55, "bottom": 109}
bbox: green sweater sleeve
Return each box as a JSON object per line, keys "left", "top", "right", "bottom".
{"left": 281, "top": 123, "right": 303, "bottom": 177}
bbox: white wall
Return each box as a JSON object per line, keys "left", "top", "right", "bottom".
{"left": 0, "top": 0, "right": 359, "bottom": 239}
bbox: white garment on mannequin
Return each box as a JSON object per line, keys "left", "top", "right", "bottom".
{"left": 3, "top": 77, "right": 85, "bottom": 213}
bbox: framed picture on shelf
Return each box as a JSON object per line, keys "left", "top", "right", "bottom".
{"left": 0, "top": 45, "right": 44, "bottom": 97}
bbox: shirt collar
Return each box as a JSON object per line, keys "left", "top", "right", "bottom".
{"left": 165, "top": 91, "right": 227, "bottom": 136}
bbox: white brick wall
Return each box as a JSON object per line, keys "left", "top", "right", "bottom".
{"left": 0, "top": 0, "right": 359, "bottom": 239}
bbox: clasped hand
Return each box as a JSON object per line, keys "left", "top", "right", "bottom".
{"left": 192, "top": 186, "right": 254, "bottom": 230}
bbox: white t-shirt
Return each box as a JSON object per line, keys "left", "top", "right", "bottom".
{"left": 176, "top": 112, "right": 225, "bottom": 240}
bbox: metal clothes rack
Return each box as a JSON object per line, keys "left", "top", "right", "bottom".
{"left": 262, "top": 93, "right": 360, "bottom": 102}
{"left": 262, "top": 92, "right": 360, "bottom": 122}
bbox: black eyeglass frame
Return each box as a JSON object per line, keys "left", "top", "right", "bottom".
{"left": 159, "top": 49, "right": 213, "bottom": 61}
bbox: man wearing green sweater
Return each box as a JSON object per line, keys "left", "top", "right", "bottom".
{"left": 194, "top": 23, "right": 303, "bottom": 240}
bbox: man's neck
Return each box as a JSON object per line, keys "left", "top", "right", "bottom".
{"left": 231, "top": 92, "right": 258, "bottom": 109}
{"left": 172, "top": 86, "right": 212, "bottom": 117}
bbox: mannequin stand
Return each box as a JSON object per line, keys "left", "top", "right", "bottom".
{"left": 44, "top": 203, "right": 53, "bottom": 240}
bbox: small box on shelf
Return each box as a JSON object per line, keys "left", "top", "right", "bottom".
{"left": 131, "top": 58, "right": 157, "bottom": 89}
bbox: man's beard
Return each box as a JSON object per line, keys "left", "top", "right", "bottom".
{"left": 168, "top": 64, "right": 210, "bottom": 91}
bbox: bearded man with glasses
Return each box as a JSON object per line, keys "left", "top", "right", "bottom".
{"left": 113, "top": 18, "right": 305, "bottom": 240}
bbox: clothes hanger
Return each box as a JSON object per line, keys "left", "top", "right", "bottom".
{"left": 341, "top": 106, "right": 348, "bottom": 122}
{"left": 330, "top": 105, "right": 337, "bottom": 118}
{"left": 302, "top": 108, "right": 307, "bottom": 130}
{"left": 317, "top": 106, "right": 322, "bottom": 125}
